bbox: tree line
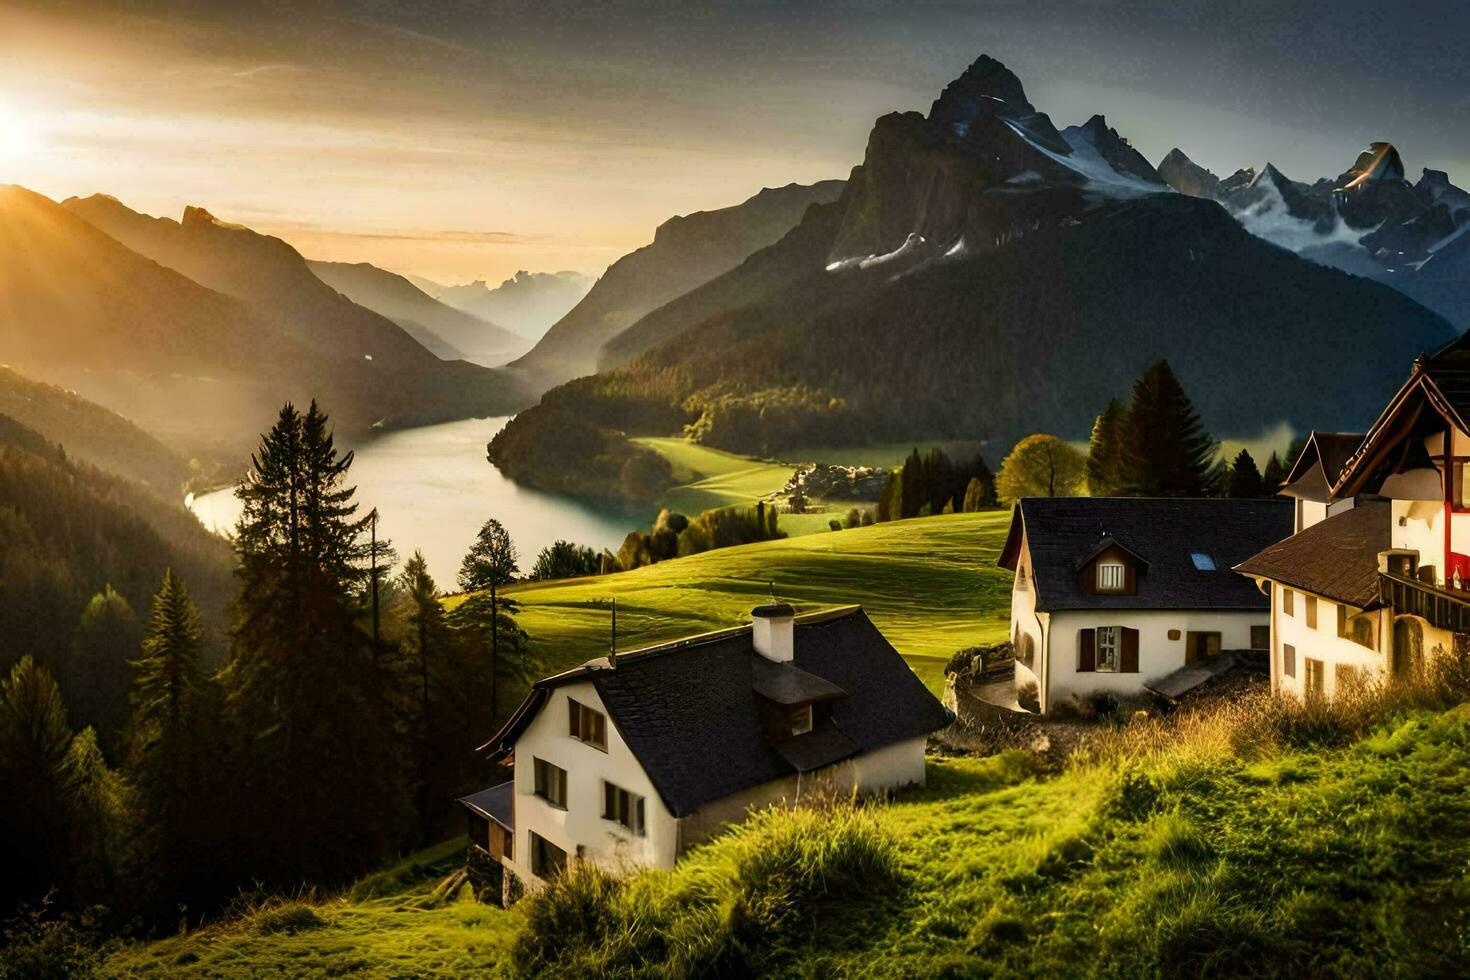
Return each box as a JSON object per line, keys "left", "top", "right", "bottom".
{"left": 0, "top": 401, "right": 534, "bottom": 936}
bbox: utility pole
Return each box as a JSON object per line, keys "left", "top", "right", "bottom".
{"left": 490, "top": 574, "right": 498, "bottom": 719}
{"left": 369, "top": 508, "right": 381, "bottom": 662}
{"left": 609, "top": 598, "right": 617, "bottom": 668}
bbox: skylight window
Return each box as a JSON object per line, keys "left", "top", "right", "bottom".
{"left": 1190, "top": 552, "right": 1216, "bottom": 571}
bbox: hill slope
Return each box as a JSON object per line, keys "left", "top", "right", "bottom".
{"left": 420, "top": 270, "right": 594, "bottom": 342}
{"left": 510, "top": 180, "right": 845, "bottom": 389}
{"left": 2, "top": 187, "right": 527, "bottom": 458}
{"left": 495, "top": 56, "right": 1454, "bottom": 473}
{"left": 307, "top": 259, "right": 524, "bottom": 364}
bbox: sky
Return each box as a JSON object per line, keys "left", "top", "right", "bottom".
{"left": 2, "top": 0, "right": 1468, "bottom": 285}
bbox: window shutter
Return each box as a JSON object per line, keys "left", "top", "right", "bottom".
{"left": 1078, "top": 629, "right": 1096, "bottom": 672}
{"left": 1121, "top": 627, "right": 1139, "bottom": 673}
{"left": 1283, "top": 588, "right": 1294, "bottom": 615}
{"left": 1283, "top": 643, "right": 1296, "bottom": 678}
{"left": 603, "top": 781, "right": 615, "bottom": 820}
{"left": 569, "top": 699, "right": 581, "bottom": 738}
{"left": 1305, "top": 596, "right": 1317, "bottom": 630}
{"left": 1123, "top": 562, "right": 1136, "bottom": 594}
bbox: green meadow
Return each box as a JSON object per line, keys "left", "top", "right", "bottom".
{"left": 479, "top": 509, "right": 1017, "bottom": 698}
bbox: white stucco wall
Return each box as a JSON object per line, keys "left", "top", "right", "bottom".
{"left": 1007, "top": 531, "right": 1048, "bottom": 707}
{"left": 505, "top": 680, "right": 678, "bottom": 887}
{"left": 1041, "top": 608, "right": 1268, "bottom": 712}
{"left": 1267, "top": 582, "right": 1386, "bottom": 700}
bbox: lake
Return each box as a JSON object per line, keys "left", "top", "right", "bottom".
{"left": 187, "top": 416, "right": 637, "bottom": 585}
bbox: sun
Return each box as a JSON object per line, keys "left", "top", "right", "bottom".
{"left": 0, "top": 104, "right": 42, "bottom": 164}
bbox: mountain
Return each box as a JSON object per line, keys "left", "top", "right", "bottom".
{"left": 306, "top": 259, "right": 524, "bottom": 364}
{"left": 1157, "top": 148, "right": 1221, "bottom": 199}
{"left": 510, "top": 180, "right": 846, "bottom": 389}
{"left": 2, "top": 186, "right": 527, "bottom": 460}
{"left": 491, "top": 55, "right": 1453, "bottom": 493}
{"left": 419, "top": 271, "right": 594, "bottom": 342}
{"left": 1164, "top": 144, "right": 1470, "bottom": 329}
{"left": 0, "top": 365, "right": 190, "bottom": 496}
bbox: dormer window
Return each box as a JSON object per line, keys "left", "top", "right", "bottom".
{"left": 1097, "top": 561, "right": 1125, "bottom": 591}
{"left": 789, "top": 703, "right": 813, "bottom": 736}
{"left": 568, "top": 698, "right": 607, "bottom": 751}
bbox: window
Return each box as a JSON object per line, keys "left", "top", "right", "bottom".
{"left": 1251, "top": 625, "right": 1270, "bottom": 651}
{"left": 1283, "top": 588, "right": 1294, "bottom": 616}
{"left": 1015, "top": 561, "right": 1028, "bottom": 591}
{"left": 1097, "top": 561, "right": 1125, "bottom": 591}
{"left": 568, "top": 698, "right": 607, "bottom": 751}
{"left": 1304, "top": 595, "right": 1317, "bottom": 630}
{"left": 1458, "top": 462, "right": 1470, "bottom": 509}
{"left": 533, "top": 757, "right": 567, "bottom": 809}
{"left": 1305, "top": 658, "right": 1325, "bottom": 698}
{"left": 1190, "top": 552, "right": 1216, "bottom": 571}
{"left": 1283, "top": 643, "right": 1296, "bottom": 679}
{"left": 1096, "top": 626, "right": 1120, "bottom": 672}
{"left": 789, "top": 703, "right": 813, "bottom": 736}
{"left": 529, "top": 831, "right": 567, "bottom": 878}
{"left": 1351, "top": 616, "right": 1376, "bottom": 650}
{"left": 602, "top": 781, "right": 646, "bottom": 836}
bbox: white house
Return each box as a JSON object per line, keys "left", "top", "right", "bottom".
{"left": 998, "top": 497, "right": 1293, "bottom": 714}
{"left": 1235, "top": 341, "right": 1470, "bottom": 701}
{"left": 461, "top": 604, "right": 951, "bottom": 893}
{"left": 1276, "top": 430, "right": 1364, "bottom": 533}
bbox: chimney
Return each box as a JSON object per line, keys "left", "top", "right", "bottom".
{"left": 751, "top": 603, "right": 795, "bottom": 662}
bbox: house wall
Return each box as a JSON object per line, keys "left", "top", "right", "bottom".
{"left": 674, "top": 735, "right": 927, "bottom": 854}
{"left": 1296, "top": 499, "right": 1328, "bottom": 533}
{"left": 1008, "top": 531, "right": 1047, "bottom": 707}
{"left": 1268, "top": 581, "right": 1387, "bottom": 701}
{"left": 1042, "top": 608, "right": 1267, "bottom": 712}
{"left": 505, "top": 680, "right": 678, "bottom": 887}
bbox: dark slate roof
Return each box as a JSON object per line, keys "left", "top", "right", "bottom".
{"left": 1283, "top": 431, "right": 1366, "bottom": 499}
{"left": 482, "top": 607, "right": 951, "bottom": 817}
{"left": 457, "top": 781, "right": 513, "bottom": 829}
{"left": 751, "top": 658, "right": 846, "bottom": 705}
{"left": 999, "top": 497, "right": 1293, "bottom": 612}
{"left": 1234, "top": 500, "right": 1390, "bottom": 608}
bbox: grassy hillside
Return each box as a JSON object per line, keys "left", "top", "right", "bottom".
{"left": 102, "top": 697, "right": 1470, "bottom": 977}
{"left": 476, "top": 510, "right": 1015, "bottom": 698}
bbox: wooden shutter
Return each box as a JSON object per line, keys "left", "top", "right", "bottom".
{"left": 1283, "top": 643, "right": 1296, "bottom": 678}
{"left": 1283, "top": 588, "right": 1294, "bottom": 615}
{"left": 1305, "top": 596, "right": 1317, "bottom": 629}
{"left": 1123, "top": 562, "right": 1137, "bottom": 595}
{"left": 1078, "top": 628, "right": 1096, "bottom": 672}
{"left": 568, "top": 699, "right": 581, "bottom": 738}
{"left": 1121, "top": 627, "right": 1139, "bottom": 673}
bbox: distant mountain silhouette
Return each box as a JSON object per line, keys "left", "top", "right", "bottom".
{"left": 307, "top": 259, "right": 524, "bottom": 365}
{"left": 510, "top": 180, "right": 845, "bottom": 389}
{"left": 416, "top": 270, "right": 593, "bottom": 343}
{"left": 2, "top": 186, "right": 528, "bottom": 460}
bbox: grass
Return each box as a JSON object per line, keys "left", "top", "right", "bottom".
{"left": 474, "top": 510, "right": 1016, "bottom": 698}
{"left": 633, "top": 436, "right": 875, "bottom": 538}
{"left": 100, "top": 841, "right": 518, "bottom": 977}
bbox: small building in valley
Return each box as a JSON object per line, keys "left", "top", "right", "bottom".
{"left": 462, "top": 604, "right": 950, "bottom": 892}
{"left": 998, "top": 497, "right": 1293, "bottom": 714}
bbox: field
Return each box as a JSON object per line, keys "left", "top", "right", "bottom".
{"left": 633, "top": 436, "right": 876, "bottom": 537}
{"left": 102, "top": 699, "right": 1470, "bottom": 976}
{"left": 483, "top": 509, "right": 1016, "bottom": 699}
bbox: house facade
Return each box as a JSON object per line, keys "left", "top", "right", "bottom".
{"left": 1236, "top": 342, "right": 1470, "bottom": 701}
{"left": 999, "top": 497, "right": 1293, "bottom": 714}
{"left": 462, "top": 604, "right": 951, "bottom": 891}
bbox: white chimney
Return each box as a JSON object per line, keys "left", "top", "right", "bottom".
{"left": 751, "top": 603, "right": 795, "bottom": 662}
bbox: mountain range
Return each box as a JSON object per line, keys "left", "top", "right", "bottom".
{"left": 509, "top": 180, "right": 846, "bottom": 388}
{"left": 0, "top": 187, "right": 528, "bottom": 461}
{"left": 1158, "top": 143, "right": 1470, "bottom": 325}
{"left": 411, "top": 270, "right": 593, "bottom": 343}
{"left": 306, "top": 259, "right": 525, "bottom": 365}
{"left": 490, "top": 55, "right": 1455, "bottom": 493}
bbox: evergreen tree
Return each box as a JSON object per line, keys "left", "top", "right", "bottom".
{"left": 1262, "top": 451, "right": 1287, "bottom": 494}
{"left": 1226, "top": 449, "right": 1265, "bottom": 498}
{"left": 223, "top": 401, "right": 406, "bottom": 886}
{"left": 1087, "top": 398, "right": 1127, "bottom": 496}
{"left": 0, "top": 656, "right": 77, "bottom": 909}
{"left": 875, "top": 470, "right": 902, "bottom": 522}
{"left": 66, "top": 584, "right": 141, "bottom": 753}
{"left": 459, "top": 518, "right": 520, "bottom": 723}
{"left": 528, "top": 541, "right": 601, "bottom": 581}
{"left": 1117, "top": 361, "right": 1221, "bottom": 496}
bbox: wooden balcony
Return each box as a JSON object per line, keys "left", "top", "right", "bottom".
{"left": 1378, "top": 572, "right": 1470, "bottom": 634}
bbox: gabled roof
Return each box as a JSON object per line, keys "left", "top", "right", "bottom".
{"left": 1233, "top": 500, "right": 1390, "bottom": 608}
{"left": 751, "top": 658, "right": 846, "bottom": 705}
{"left": 457, "top": 781, "right": 513, "bottom": 830}
{"left": 1071, "top": 534, "right": 1149, "bottom": 573}
{"left": 999, "top": 497, "right": 1292, "bottom": 612}
{"left": 1281, "top": 431, "right": 1366, "bottom": 501}
{"left": 480, "top": 607, "right": 951, "bottom": 817}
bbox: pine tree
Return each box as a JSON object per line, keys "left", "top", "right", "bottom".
{"left": 394, "top": 552, "right": 458, "bottom": 844}
{"left": 1262, "top": 451, "right": 1287, "bottom": 494}
{"left": 1087, "top": 398, "right": 1127, "bottom": 496}
{"left": 459, "top": 518, "right": 520, "bottom": 722}
{"left": 0, "top": 656, "right": 77, "bottom": 908}
{"left": 223, "top": 401, "right": 406, "bottom": 886}
{"left": 1117, "top": 361, "right": 1221, "bottom": 496}
{"left": 1226, "top": 449, "right": 1265, "bottom": 498}
{"left": 66, "top": 585, "right": 140, "bottom": 752}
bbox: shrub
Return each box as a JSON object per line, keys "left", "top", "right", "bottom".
{"left": 0, "top": 900, "right": 116, "bottom": 980}
{"left": 251, "top": 899, "right": 328, "bottom": 936}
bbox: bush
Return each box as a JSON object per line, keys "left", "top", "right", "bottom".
{"left": 0, "top": 900, "right": 116, "bottom": 980}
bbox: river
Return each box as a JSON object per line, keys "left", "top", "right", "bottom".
{"left": 187, "top": 416, "right": 637, "bottom": 585}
